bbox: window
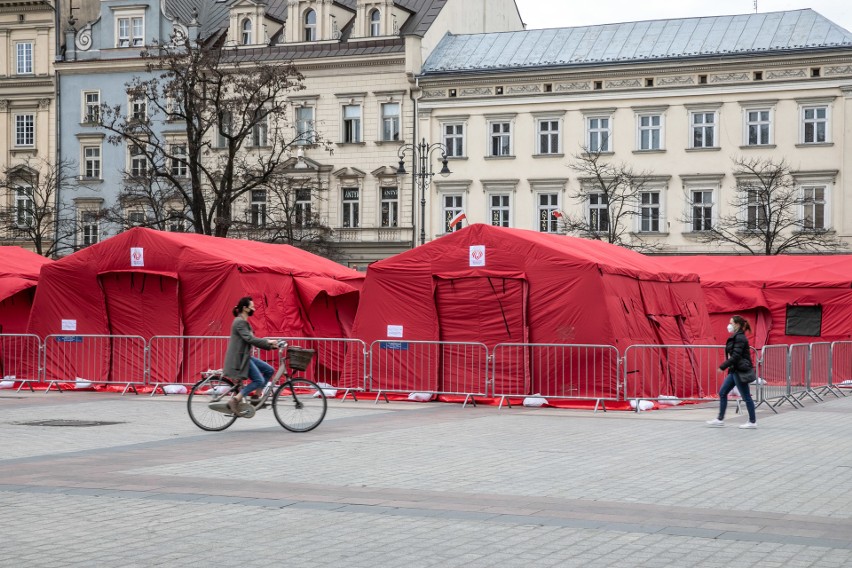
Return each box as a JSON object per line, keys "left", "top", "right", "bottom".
{"left": 537, "top": 193, "right": 560, "bottom": 233}
{"left": 691, "top": 190, "right": 714, "bottom": 231}
{"left": 128, "top": 210, "right": 146, "bottom": 226}
{"left": 588, "top": 193, "right": 609, "bottom": 232}
{"left": 489, "top": 194, "right": 510, "bottom": 227}
{"left": 746, "top": 190, "right": 767, "bottom": 230}
{"left": 16, "top": 42, "right": 33, "bottom": 74}
{"left": 537, "top": 119, "right": 560, "bottom": 155}
{"left": 587, "top": 116, "right": 611, "bottom": 152}
{"left": 83, "top": 145, "right": 101, "bottom": 179}
{"left": 443, "top": 194, "right": 464, "bottom": 232}
{"left": 251, "top": 109, "right": 268, "bottom": 147}
{"left": 342, "top": 187, "right": 360, "bottom": 228}
{"left": 296, "top": 106, "right": 315, "bottom": 144}
{"left": 83, "top": 91, "right": 100, "bottom": 123}
{"left": 217, "top": 111, "right": 232, "bottom": 147}
{"left": 786, "top": 305, "right": 822, "bottom": 336}
{"left": 131, "top": 95, "right": 147, "bottom": 122}
{"left": 342, "top": 105, "right": 361, "bottom": 143}
{"left": 443, "top": 123, "right": 465, "bottom": 157}
{"left": 381, "top": 103, "right": 400, "bottom": 141}
{"left": 129, "top": 144, "right": 148, "bottom": 177}
{"left": 250, "top": 190, "right": 266, "bottom": 227}
{"left": 691, "top": 111, "right": 716, "bottom": 148}
{"left": 639, "top": 191, "right": 661, "bottom": 232}
{"left": 369, "top": 9, "right": 381, "bottom": 36}
{"left": 802, "top": 106, "right": 828, "bottom": 144}
{"left": 295, "top": 188, "right": 312, "bottom": 227}
{"left": 241, "top": 18, "right": 253, "bottom": 45}
{"left": 381, "top": 187, "right": 399, "bottom": 227}
{"left": 15, "top": 186, "right": 34, "bottom": 227}
{"left": 170, "top": 144, "right": 187, "bottom": 177}
{"left": 15, "top": 114, "right": 35, "bottom": 147}
{"left": 746, "top": 109, "right": 771, "bottom": 146}
{"left": 166, "top": 210, "right": 186, "bottom": 232}
{"left": 304, "top": 9, "right": 317, "bottom": 41}
{"left": 489, "top": 121, "right": 511, "bottom": 156}
{"left": 802, "top": 186, "right": 826, "bottom": 230}
{"left": 117, "top": 16, "right": 144, "bottom": 47}
{"left": 638, "top": 114, "right": 662, "bottom": 150}
{"left": 80, "top": 211, "right": 99, "bottom": 246}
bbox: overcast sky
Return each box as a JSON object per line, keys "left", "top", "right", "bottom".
{"left": 514, "top": 1, "right": 852, "bottom": 32}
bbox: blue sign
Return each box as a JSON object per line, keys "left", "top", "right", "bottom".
{"left": 55, "top": 336, "right": 83, "bottom": 343}
{"left": 380, "top": 342, "right": 409, "bottom": 351}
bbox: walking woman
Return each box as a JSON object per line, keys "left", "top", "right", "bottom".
{"left": 707, "top": 315, "right": 757, "bottom": 429}
{"left": 224, "top": 296, "right": 279, "bottom": 416}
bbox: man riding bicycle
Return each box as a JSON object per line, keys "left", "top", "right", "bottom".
{"left": 224, "top": 296, "right": 279, "bottom": 416}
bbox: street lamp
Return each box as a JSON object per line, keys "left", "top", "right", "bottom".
{"left": 397, "top": 138, "right": 450, "bottom": 246}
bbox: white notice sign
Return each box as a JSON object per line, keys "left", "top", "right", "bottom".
{"left": 469, "top": 245, "right": 486, "bottom": 267}
{"left": 387, "top": 325, "right": 403, "bottom": 338}
{"left": 61, "top": 319, "right": 77, "bottom": 331}
{"left": 131, "top": 247, "right": 144, "bottom": 267}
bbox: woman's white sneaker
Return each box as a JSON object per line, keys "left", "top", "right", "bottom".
{"left": 706, "top": 419, "right": 725, "bottom": 427}
{"left": 739, "top": 422, "right": 757, "bottom": 429}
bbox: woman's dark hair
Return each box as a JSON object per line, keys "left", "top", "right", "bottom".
{"left": 233, "top": 296, "right": 253, "bottom": 317}
{"left": 732, "top": 315, "right": 752, "bottom": 333}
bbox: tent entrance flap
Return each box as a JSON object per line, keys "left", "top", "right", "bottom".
{"left": 434, "top": 277, "right": 529, "bottom": 395}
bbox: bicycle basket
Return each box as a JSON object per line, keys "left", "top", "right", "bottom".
{"left": 286, "top": 347, "right": 315, "bottom": 371}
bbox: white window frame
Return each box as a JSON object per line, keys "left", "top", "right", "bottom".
{"left": 342, "top": 186, "right": 360, "bottom": 228}
{"left": 587, "top": 191, "right": 609, "bottom": 232}
{"left": 14, "top": 114, "right": 35, "bottom": 147}
{"left": 79, "top": 209, "right": 100, "bottom": 247}
{"left": 380, "top": 185, "right": 399, "bottom": 228}
{"left": 16, "top": 42, "right": 33, "bottom": 75}
{"left": 170, "top": 143, "right": 188, "bottom": 177}
{"left": 637, "top": 189, "right": 664, "bottom": 233}
{"left": 116, "top": 13, "right": 145, "bottom": 48}
{"left": 689, "top": 189, "right": 716, "bottom": 232}
{"left": 304, "top": 9, "right": 317, "bottom": 41}
{"left": 442, "top": 122, "right": 466, "bottom": 158}
{"left": 380, "top": 102, "right": 401, "bottom": 142}
{"left": 442, "top": 193, "right": 465, "bottom": 233}
{"left": 369, "top": 9, "right": 381, "bottom": 37}
{"left": 487, "top": 120, "right": 513, "bottom": 157}
{"left": 487, "top": 193, "right": 512, "bottom": 227}
{"left": 801, "top": 184, "right": 831, "bottom": 231}
{"left": 690, "top": 110, "right": 718, "bottom": 149}
{"left": 342, "top": 104, "right": 362, "bottom": 143}
{"left": 585, "top": 115, "right": 612, "bottom": 153}
{"left": 128, "top": 144, "right": 148, "bottom": 177}
{"left": 295, "top": 187, "right": 312, "bottom": 227}
{"left": 130, "top": 94, "right": 147, "bottom": 122}
{"left": 536, "top": 191, "right": 560, "bottom": 233}
{"left": 250, "top": 189, "right": 267, "bottom": 227}
{"left": 636, "top": 113, "right": 664, "bottom": 151}
{"left": 217, "top": 111, "right": 232, "bottom": 148}
{"left": 15, "top": 185, "right": 34, "bottom": 228}
{"left": 83, "top": 91, "right": 100, "bottom": 123}
{"left": 800, "top": 104, "right": 830, "bottom": 144}
{"left": 241, "top": 18, "right": 253, "bottom": 45}
{"left": 82, "top": 143, "right": 102, "bottom": 180}
{"left": 250, "top": 109, "right": 268, "bottom": 147}
{"left": 295, "top": 105, "right": 315, "bottom": 144}
{"left": 127, "top": 209, "right": 146, "bottom": 227}
{"left": 536, "top": 118, "right": 561, "bottom": 155}
{"left": 742, "top": 106, "right": 773, "bottom": 146}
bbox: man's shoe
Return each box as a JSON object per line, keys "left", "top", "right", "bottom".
{"left": 227, "top": 398, "right": 240, "bottom": 416}
{"left": 738, "top": 422, "right": 757, "bottom": 429}
{"left": 706, "top": 418, "right": 725, "bottom": 427}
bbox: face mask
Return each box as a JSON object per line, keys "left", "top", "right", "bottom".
{"left": 247, "top": 308, "right": 255, "bottom": 316}
{"left": 727, "top": 324, "right": 736, "bottom": 333}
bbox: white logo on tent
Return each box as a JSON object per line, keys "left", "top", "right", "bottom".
{"left": 469, "top": 245, "right": 485, "bottom": 267}
{"left": 131, "top": 247, "right": 144, "bottom": 267}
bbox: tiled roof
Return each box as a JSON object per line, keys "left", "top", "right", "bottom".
{"left": 422, "top": 9, "right": 852, "bottom": 74}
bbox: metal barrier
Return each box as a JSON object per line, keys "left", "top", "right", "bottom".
{"left": 623, "top": 345, "right": 727, "bottom": 408}
{"left": 830, "top": 341, "right": 852, "bottom": 396}
{"left": 369, "top": 340, "right": 488, "bottom": 407}
{"left": 43, "top": 334, "right": 147, "bottom": 394}
{"left": 147, "top": 336, "right": 229, "bottom": 395}
{"left": 809, "top": 343, "right": 838, "bottom": 398}
{"left": 0, "top": 334, "right": 43, "bottom": 392}
{"left": 491, "top": 343, "right": 619, "bottom": 411}
{"left": 789, "top": 343, "right": 820, "bottom": 404}
{"left": 759, "top": 345, "right": 799, "bottom": 408}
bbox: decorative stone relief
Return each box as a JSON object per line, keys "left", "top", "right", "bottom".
{"left": 554, "top": 81, "right": 591, "bottom": 92}
{"left": 766, "top": 69, "right": 806, "bottom": 79}
{"left": 710, "top": 72, "right": 750, "bottom": 83}
{"left": 75, "top": 24, "right": 93, "bottom": 51}
{"left": 422, "top": 89, "right": 447, "bottom": 99}
{"left": 38, "top": 99, "right": 51, "bottom": 110}
{"left": 658, "top": 75, "right": 695, "bottom": 86}
{"left": 460, "top": 87, "right": 493, "bottom": 96}
{"left": 825, "top": 65, "right": 852, "bottom": 76}
{"left": 506, "top": 84, "right": 541, "bottom": 94}
{"left": 0, "top": 100, "right": 8, "bottom": 111}
{"left": 605, "top": 78, "right": 642, "bottom": 88}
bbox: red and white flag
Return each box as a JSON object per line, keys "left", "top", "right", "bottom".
{"left": 553, "top": 210, "right": 564, "bottom": 219}
{"left": 449, "top": 211, "right": 466, "bottom": 227}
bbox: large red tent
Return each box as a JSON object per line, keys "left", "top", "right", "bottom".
{"left": 348, "top": 224, "right": 715, "bottom": 400}
{"left": 0, "top": 246, "right": 51, "bottom": 334}
{"left": 27, "top": 228, "right": 363, "bottom": 386}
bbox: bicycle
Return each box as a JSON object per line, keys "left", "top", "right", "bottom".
{"left": 187, "top": 343, "right": 327, "bottom": 432}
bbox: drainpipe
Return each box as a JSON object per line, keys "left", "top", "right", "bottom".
{"left": 408, "top": 74, "right": 420, "bottom": 249}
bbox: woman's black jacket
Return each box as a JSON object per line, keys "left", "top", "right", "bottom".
{"left": 720, "top": 330, "right": 753, "bottom": 372}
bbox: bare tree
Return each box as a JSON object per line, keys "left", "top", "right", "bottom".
{"left": 563, "top": 146, "right": 661, "bottom": 251}
{"left": 97, "top": 28, "right": 327, "bottom": 238}
{"left": 0, "top": 157, "right": 79, "bottom": 257}
{"left": 688, "top": 156, "right": 846, "bottom": 255}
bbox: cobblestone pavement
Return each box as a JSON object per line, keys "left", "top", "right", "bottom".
{"left": 1, "top": 390, "right": 851, "bottom": 567}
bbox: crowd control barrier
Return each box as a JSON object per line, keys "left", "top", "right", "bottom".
{"left": 623, "top": 345, "right": 727, "bottom": 407}
{"left": 43, "top": 334, "right": 147, "bottom": 394}
{"left": 0, "top": 334, "right": 43, "bottom": 392}
{"left": 147, "top": 336, "right": 229, "bottom": 395}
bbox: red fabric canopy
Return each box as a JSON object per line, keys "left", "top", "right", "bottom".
{"left": 0, "top": 247, "right": 52, "bottom": 334}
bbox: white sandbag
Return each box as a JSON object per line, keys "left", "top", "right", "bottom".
{"left": 75, "top": 378, "right": 92, "bottom": 389}
{"left": 756, "top": 377, "right": 767, "bottom": 385}
{"left": 0, "top": 376, "right": 15, "bottom": 389}
{"left": 727, "top": 387, "right": 742, "bottom": 399}
{"left": 840, "top": 380, "right": 852, "bottom": 386}
{"left": 656, "top": 395, "right": 681, "bottom": 406}
{"left": 629, "top": 399, "right": 655, "bottom": 411}
{"left": 523, "top": 395, "right": 548, "bottom": 407}
{"left": 315, "top": 382, "right": 337, "bottom": 397}
{"left": 162, "top": 384, "right": 187, "bottom": 394}
{"left": 213, "top": 385, "right": 232, "bottom": 394}
{"left": 407, "top": 392, "right": 433, "bottom": 402}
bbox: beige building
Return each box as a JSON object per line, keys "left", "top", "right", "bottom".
{"left": 0, "top": 0, "right": 56, "bottom": 253}
{"left": 417, "top": 10, "right": 852, "bottom": 254}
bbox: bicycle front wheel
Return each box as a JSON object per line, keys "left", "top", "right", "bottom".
{"left": 273, "top": 378, "right": 327, "bottom": 432}
{"left": 187, "top": 376, "right": 238, "bottom": 432}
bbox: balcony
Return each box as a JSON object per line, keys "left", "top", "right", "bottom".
{"left": 335, "top": 227, "right": 413, "bottom": 243}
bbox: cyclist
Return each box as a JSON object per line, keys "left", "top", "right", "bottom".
{"left": 224, "top": 296, "right": 279, "bottom": 416}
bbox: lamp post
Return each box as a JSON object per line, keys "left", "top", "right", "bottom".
{"left": 397, "top": 138, "right": 451, "bottom": 246}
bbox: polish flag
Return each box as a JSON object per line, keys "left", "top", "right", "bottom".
{"left": 553, "top": 210, "right": 564, "bottom": 219}
{"left": 449, "top": 211, "right": 466, "bottom": 227}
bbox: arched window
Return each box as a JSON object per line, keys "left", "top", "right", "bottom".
{"left": 304, "top": 9, "right": 317, "bottom": 41}
{"left": 369, "top": 9, "right": 381, "bottom": 37}
{"left": 241, "top": 18, "right": 253, "bottom": 45}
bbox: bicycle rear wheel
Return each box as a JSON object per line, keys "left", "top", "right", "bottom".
{"left": 273, "top": 378, "right": 327, "bottom": 432}
{"left": 187, "top": 376, "right": 238, "bottom": 431}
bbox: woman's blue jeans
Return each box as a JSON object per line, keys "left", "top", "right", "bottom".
{"left": 240, "top": 356, "right": 274, "bottom": 397}
{"left": 718, "top": 372, "right": 756, "bottom": 423}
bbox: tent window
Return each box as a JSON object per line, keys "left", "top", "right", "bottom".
{"left": 785, "top": 305, "right": 822, "bottom": 336}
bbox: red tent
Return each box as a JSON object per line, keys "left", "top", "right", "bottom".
{"left": 657, "top": 255, "right": 852, "bottom": 348}
{"left": 0, "top": 246, "right": 51, "bottom": 334}
{"left": 27, "top": 228, "right": 363, "bottom": 386}
{"left": 349, "top": 224, "right": 715, "bottom": 399}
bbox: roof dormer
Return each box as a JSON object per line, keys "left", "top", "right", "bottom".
{"left": 228, "top": 0, "right": 283, "bottom": 47}
{"left": 284, "top": 1, "right": 355, "bottom": 44}
{"left": 351, "top": 1, "right": 411, "bottom": 39}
